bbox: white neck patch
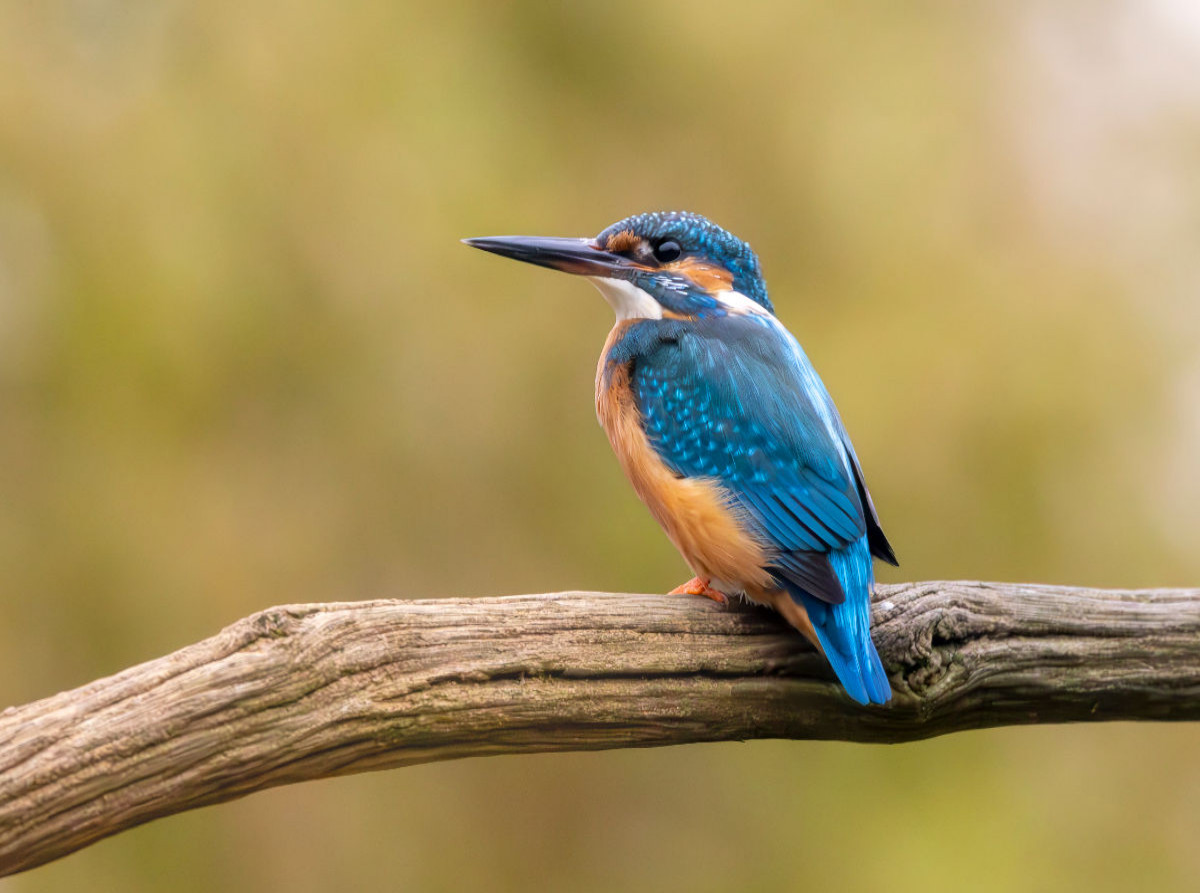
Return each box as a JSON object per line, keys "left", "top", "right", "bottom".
{"left": 587, "top": 277, "right": 663, "bottom": 322}
{"left": 714, "top": 289, "right": 771, "bottom": 317}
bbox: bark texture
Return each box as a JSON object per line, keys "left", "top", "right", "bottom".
{"left": 1, "top": 581, "right": 1198, "bottom": 875}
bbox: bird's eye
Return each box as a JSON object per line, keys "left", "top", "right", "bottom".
{"left": 653, "top": 240, "right": 682, "bottom": 263}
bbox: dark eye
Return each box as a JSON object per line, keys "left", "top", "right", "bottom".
{"left": 653, "top": 240, "right": 682, "bottom": 263}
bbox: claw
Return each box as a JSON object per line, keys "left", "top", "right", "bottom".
{"left": 668, "top": 576, "right": 728, "bottom": 605}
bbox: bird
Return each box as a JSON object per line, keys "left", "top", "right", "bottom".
{"left": 464, "top": 211, "right": 898, "bottom": 705}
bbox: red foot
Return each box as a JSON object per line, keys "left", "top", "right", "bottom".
{"left": 668, "top": 576, "right": 728, "bottom": 605}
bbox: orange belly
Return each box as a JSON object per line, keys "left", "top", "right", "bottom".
{"left": 594, "top": 333, "right": 823, "bottom": 651}
{"left": 595, "top": 329, "right": 774, "bottom": 597}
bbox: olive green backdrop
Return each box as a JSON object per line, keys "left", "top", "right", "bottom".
{"left": 2, "top": 2, "right": 1198, "bottom": 890}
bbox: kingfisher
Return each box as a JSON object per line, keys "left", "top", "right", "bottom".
{"left": 464, "top": 211, "right": 898, "bottom": 705}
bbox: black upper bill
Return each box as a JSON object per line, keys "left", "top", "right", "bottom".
{"left": 462, "top": 235, "right": 631, "bottom": 277}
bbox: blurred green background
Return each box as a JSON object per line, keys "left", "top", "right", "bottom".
{"left": 2, "top": 1, "right": 1199, "bottom": 890}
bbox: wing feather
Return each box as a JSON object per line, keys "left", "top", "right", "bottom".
{"left": 631, "top": 316, "right": 891, "bottom": 605}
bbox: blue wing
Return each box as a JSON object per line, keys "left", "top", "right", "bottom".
{"left": 633, "top": 315, "right": 866, "bottom": 602}
{"left": 631, "top": 315, "right": 893, "bottom": 704}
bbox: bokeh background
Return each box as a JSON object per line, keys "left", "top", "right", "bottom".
{"left": 2, "top": 1, "right": 1199, "bottom": 890}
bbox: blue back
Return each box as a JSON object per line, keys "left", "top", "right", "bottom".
{"left": 615, "top": 314, "right": 893, "bottom": 704}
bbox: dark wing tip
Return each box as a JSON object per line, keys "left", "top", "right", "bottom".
{"left": 870, "top": 529, "right": 899, "bottom": 566}
{"left": 770, "top": 553, "right": 846, "bottom": 606}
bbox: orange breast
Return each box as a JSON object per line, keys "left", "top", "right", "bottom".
{"left": 595, "top": 325, "right": 774, "bottom": 595}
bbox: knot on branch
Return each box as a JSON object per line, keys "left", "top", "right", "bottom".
{"left": 872, "top": 584, "right": 1004, "bottom": 704}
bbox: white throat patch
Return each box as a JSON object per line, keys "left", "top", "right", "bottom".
{"left": 587, "top": 277, "right": 663, "bottom": 322}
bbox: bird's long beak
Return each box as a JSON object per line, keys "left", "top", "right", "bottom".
{"left": 462, "top": 235, "right": 631, "bottom": 278}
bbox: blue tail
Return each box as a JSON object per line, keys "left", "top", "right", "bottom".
{"left": 791, "top": 537, "right": 891, "bottom": 705}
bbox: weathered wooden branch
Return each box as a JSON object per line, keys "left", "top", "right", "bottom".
{"left": 1, "top": 581, "right": 1198, "bottom": 875}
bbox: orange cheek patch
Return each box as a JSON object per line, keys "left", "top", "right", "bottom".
{"left": 604, "top": 230, "right": 641, "bottom": 253}
{"left": 664, "top": 258, "right": 734, "bottom": 294}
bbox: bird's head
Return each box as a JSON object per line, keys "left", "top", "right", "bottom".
{"left": 464, "top": 211, "right": 772, "bottom": 321}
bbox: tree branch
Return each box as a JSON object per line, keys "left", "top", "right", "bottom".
{"left": 1, "top": 581, "right": 1198, "bottom": 875}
